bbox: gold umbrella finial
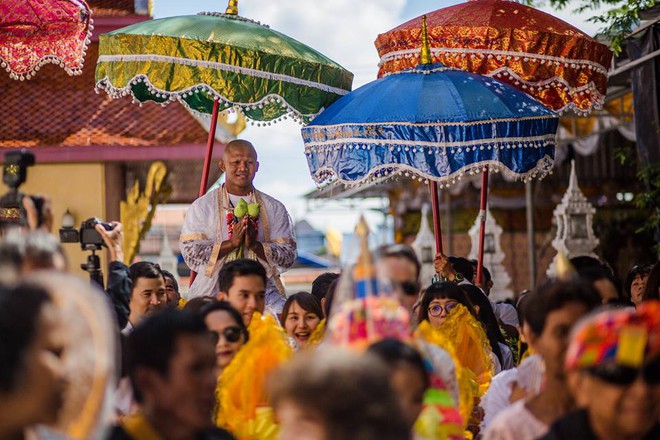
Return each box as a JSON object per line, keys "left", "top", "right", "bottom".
{"left": 420, "top": 15, "right": 432, "bottom": 64}
{"left": 354, "top": 216, "right": 375, "bottom": 278}
{"left": 555, "top": 251, "right": 576, "bottom": 281}
{"left": 225, "top": 0, "right": 239, "bottom": 15}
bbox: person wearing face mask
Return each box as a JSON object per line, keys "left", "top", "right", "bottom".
{"left": 180, "top": 140, "right": 296, "bottom": 314}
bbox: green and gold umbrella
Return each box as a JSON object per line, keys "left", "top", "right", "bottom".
{"left": 95, "top": 1, "right": 353, "bottom": 126}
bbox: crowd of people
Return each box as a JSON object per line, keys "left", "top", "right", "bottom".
{"left": 0, "top": 140, "right": 658, "bottom": 440}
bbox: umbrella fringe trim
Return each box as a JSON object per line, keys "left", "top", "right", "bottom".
{"left": 303, "top": 134, "right": 557, "bottom": 150}
{"left": 185, "top": 101, "right": 315, "bottom": 126}
{"left": 310, "top": 156, "right": 555, "bottom": 188}
{"left": 304, "top": 115, "right": 556, "bottom": 129}
{"left": 96, "top": 54, "right": 351, "bottom": 95}
{"left": 379, "top": 47, "right": 609, "bottom": 75}
{"left": 383, "top": 66, "right": 606, "bottom": 115}
{"left": 0, "top": 18, "right": 93, "bottom": 81}
{"left": 95, "top": 77, "right": 320, "bottom": 124}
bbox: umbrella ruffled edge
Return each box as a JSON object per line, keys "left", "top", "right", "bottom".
{"left": 380, "top": 47, "right": 609, "bottom": 76}
{"left": 95, "top": 75, "right": 326, "bottom": 125}
{"left": 310, "top": 155, "right": 556, "bottom": 189}
{"left": 0, "top": 18, "right": 93, "bottom": 81}
{"left": 378, "top": 48, "right": 608, "bottom": 115}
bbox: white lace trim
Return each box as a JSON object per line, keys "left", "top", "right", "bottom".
{"left": 97, "top": 54, "right": 350, "bottom": 95}
{"left": 304, "top": 134, "right": 557, "bottom": 150}
{"left": 0, "top": 17, "right": 93, "bottom": 81}
{"left": 95, "top": 75, "right": 327, "bottom": 124}
{"left": 311, "top": 155, "right": 555, "bottom": 188}
{"left": 306, "top": 114, "right": 555, "bottom": 129}
{"left": 379, "top": 46, "right": 609, "bottom": 74}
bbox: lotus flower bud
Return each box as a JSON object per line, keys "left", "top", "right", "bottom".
{"left": 247, "top": 203, "right": 260, "bottom": 218}
{"left": 234, "top": 199, "right": 248, "bottom": 218}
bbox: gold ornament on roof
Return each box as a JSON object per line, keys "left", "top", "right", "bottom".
{"left": 555, "top": 250, "right": 576, "bottom": 281}
{"left": 420, "top": 15, "right": 431, "bottom": 65}
{"left": 225, "top": 0, "right": 239, "bottom": 15}
{"left": 120, "top": 161, "right": 171, "bottom": 264}
{"left": 353, "top": 216, "right": 375, "bottom": 280}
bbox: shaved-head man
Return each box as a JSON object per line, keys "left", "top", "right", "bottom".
{"left": 180, "top": 140, "right": 296, "bottom": 313}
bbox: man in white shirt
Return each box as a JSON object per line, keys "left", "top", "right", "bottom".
{"left": 180, "top": 140, "right": 296, "bottom": 313}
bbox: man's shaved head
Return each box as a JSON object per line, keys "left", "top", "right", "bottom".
{"left": 224, "top": 139, "right": 257, "bottom": 160}
{"left": 220, "top": 139, "right": 260, "bottom": 194}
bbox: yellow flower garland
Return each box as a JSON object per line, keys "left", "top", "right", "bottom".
{"left": 414, "top": 320, "right": 476, "bottom": 426}
{"left": 306, "top": 318, "right": 326, "bottom": 349}
{"left": 215, "top": 313, "right": 292, "bottom": 440}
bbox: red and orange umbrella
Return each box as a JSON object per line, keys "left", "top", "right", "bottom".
{"left": 0, "top": 0, "right": 92, "bottom": 80}
{"left": 375, "top": 0, "right": 612, "bottom": 114}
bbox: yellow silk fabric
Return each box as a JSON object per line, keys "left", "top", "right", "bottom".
{"left": 215, "top": 313, "right": 292, "bottom": 440}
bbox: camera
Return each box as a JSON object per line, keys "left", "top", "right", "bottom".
{"left": 60, "top": 217, "right": 115, "bottom": 250}
{"left": 0, "top": 150, "right": 44, "bottom": 228}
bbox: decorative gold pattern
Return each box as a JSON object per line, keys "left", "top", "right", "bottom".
{"left": 120, "top": 162, "right": 171, "bottom": 264}
{"left": 225, "top": 0, "right": 238, "bottom": 15}
{"left": 375, "top": 1, "right": 613, "bottom": 113}
{"left": 0, "top": 207, "right": 20, "bottom": 220}
{"left": 179, "top": 233, "right": 208, "bottom": 242}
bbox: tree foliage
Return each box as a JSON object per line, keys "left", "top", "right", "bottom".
{"left": 533, "top": 0, "right": 657, "bottom": 54}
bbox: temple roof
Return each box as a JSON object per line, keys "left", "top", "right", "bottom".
{"left": 0, "top": 43, "right": 211, "bottom": 152}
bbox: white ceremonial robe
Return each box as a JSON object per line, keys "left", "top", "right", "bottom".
{"left": 179, "top": 186, "right": 296, "bottom": 312}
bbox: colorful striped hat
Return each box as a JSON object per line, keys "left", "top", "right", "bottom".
{"left": 565, "top": 300, "right": 660, "bottom": 370}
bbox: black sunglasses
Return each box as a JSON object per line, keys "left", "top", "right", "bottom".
{"left": 587, "top": 358, "right": 660, "bottom": 386}
{"left": 395, "top": 280, "right": 420, "bottom": 297}
{"left": 212, "top": 326, "right": 244, "bottom": 344}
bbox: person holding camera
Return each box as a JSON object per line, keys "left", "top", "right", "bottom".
{"left": 94, "top": 221, "right": 134, "bottom": 330}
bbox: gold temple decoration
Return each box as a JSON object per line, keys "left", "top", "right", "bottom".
{"left": 225, "top": 0, "right": 239, "bottom": 15}
{"left": 555, "top": 250, "right": 576, "bottom": 281}
{"left": 353, "top": 216, "right": 375, "bottom": 280}
{"left": 218, "top": 111, "right": 247, "bottom": 136}
{"left": 120, "top": 161, "right": 171, "bottom": 265}
{"left": 420, "top": 15, "right": 431, "bottom": 65}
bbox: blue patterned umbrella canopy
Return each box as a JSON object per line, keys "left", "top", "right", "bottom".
{"left": 302, "top": 62, "right": 558, "bottom": 188}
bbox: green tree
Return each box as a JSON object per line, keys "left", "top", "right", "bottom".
{"left": 535, "top": 0, "right": 657, "bottom": 54}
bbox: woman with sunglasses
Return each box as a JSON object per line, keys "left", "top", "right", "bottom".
{"left": 539, "top": 300, "right": 660, "bottom": 440}
{"left": 281, "top": 292, "right": 323, "bottom": 351}
{"left": 201, "top": 301, "right": 249, "bottom": 373}
{"left": 204, "top": 300, "right": 291, "bottom": 439}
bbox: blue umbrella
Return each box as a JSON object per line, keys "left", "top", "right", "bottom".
{"left": 301, "top": 18, "right": 558, "bottom": 276}
{"left": 302, "top": 62, "right": 557, "bottom": 187}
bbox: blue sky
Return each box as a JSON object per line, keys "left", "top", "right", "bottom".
{"left": 152, "top": 0, "right": 603, "bottom": 234}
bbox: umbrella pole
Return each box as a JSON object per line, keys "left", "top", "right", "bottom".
{"left": 190, "top": 98, "right": 221, "bottom": 286}
{"left": 429, "top": 181, "right": 443, "bottom": 254}
{"left": 476, "top": 166, "right": 489, "bottom": 287}
{"left": 198, "top": 98, "right": 221, "bottom": 197}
